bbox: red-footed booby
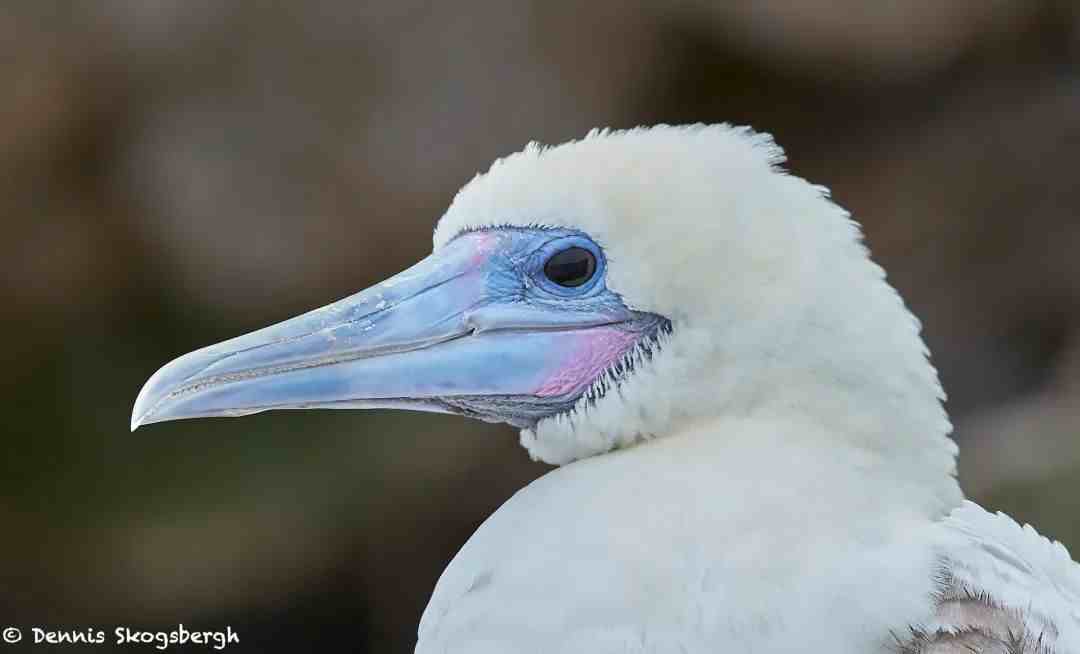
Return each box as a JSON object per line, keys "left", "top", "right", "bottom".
{"left": 132, "top": 125, "right": 1080, "bottom": 653}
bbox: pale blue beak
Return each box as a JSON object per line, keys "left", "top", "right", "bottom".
{"left": 131, "top": 230, "right": 650, "bottom": 431}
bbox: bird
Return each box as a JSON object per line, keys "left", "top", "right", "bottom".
{"left": 131, "top": 124, "right": 1080, "bottom": 653}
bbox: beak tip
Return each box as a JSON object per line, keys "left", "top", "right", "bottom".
{"left": 131, "top": 368, "right": 168, "bottom": 432}
{"left": 130, "top": 390, "right": 154, "bottom": 431}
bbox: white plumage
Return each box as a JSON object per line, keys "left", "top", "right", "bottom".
{"left": 413, "top": 125, "right": 1080, "bottom": 653}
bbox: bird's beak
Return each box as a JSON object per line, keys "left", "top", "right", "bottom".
{"left": 131, "top": 233, "right": 635, "bottom": 431}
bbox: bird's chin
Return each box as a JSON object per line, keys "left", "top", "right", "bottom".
{"left": 438, "top": 394, "right": 581, "bottom": 429}
{"left": 443, "top": 313, "right": 673, "bottom": 430}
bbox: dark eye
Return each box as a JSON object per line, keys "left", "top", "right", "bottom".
{"left": 543, "top": 246, "right": 597, "bottom": 288}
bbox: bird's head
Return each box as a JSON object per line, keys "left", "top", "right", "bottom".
{"left": 133, "top": 125, "right": 953, "bottom": 468}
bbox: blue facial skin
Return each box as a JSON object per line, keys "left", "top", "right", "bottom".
{"left": 463, "top": 227, "right": 624, "bottom": 329}
{"left": 131, "top": 227, "right": 670, "bottom": 431}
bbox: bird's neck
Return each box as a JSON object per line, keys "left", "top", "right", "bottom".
{"left": 609, "top": 421, "right": 955, "bottom": 584}
{"left": 661, "top": 395, "right": 964, "bottom": 529}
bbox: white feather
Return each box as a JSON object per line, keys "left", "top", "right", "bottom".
{"left": 414, "top": 125, "right": 1079, "bottom": 653}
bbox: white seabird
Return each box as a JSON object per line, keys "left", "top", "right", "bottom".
{"left": 132, "top": 124, "right": 1080, "bottom": 653}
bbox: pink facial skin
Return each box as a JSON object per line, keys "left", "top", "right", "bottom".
{"left": 533, "top": 327, "right": 641, "bottom": 398}
{"left": 467, "top": 231, "right": 500, "bottom": 267}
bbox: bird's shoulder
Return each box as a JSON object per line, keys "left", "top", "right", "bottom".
{"left": 900, "top": 501, "right": 1080, "bottom": 653}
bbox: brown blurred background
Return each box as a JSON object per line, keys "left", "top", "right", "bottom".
{"left": 2, "top": 1, "right": 1079, "bottom": 652}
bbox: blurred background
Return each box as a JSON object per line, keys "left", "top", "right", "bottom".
{"left": 2, "top": 1, "right": 1079, "bottom": 651}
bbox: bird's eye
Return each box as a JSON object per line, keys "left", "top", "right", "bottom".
{"left": 543, "top": 246, "right": 597, "bottom": 288}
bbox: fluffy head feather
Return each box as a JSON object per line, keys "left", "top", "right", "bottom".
{"left": 434, "top": 125, "right": 958, "bottom": 511}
